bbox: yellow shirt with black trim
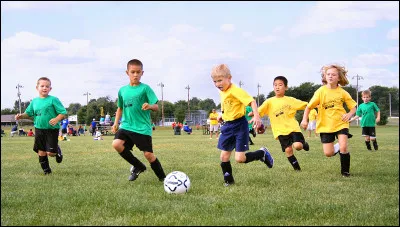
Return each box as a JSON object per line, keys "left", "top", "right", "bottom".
{"left": 307, "top": 86, "right": 357, "bottom": 133}
{"left": 209, "top": 112, "right": 219, "bottom": 125}
{"left": 258, "top": 96, "right": 307, "bottom": 139}
{"left": 220, "top": 84, "right": 254, "bottom": 121}
{"left": 308, "top": 109, "right": 317, "bottom": 121}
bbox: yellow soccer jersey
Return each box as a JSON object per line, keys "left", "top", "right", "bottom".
{"left": 308, "top": 109, "right": 317, "bottom": 121}
{"left": 307, "top": 86, "right": 357, "bottom": 133}
{"left": 258, "top": 96, "right": 307, "bottom": 139}
{"left": 220, "top": 84, "right": 254, "bottom": 121}
{"left": 209, "top": 112, "right": 219, "bottom": 125}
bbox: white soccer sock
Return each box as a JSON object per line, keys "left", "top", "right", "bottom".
{"left": 334, "top": 143, "right": 340, "bottom": 154}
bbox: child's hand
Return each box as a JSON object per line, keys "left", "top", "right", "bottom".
{"left": 15, "top": 114, "right": 22, "bottom": 120}
{"left": 49, "top": 118, "right": 59, "bottom": 126}
{"left": 142, "top": 103, "right": 151, "bottom": 110}
{"left": 375, "top": 117, "right": 380, "bottom": 123}
{"left": 341, "top": 113, "right": 353, "bottom": 122}
{"left": 111, "top": 124, "right": 119, "bottom": 134}
{"left": 300, "top": 120, "right": 308, "bottom": 130}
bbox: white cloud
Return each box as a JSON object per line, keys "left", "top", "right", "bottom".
{"left": 220, "top": 24, "right": 235, "bottom": 32}
{"left": 387, "top": 27, "right": 399, "bottom": 40}
{"left": 352, "top": 53, "right": 399, "bottom": 67}
{"left": 290, "top": 1, "right": 399, "bottom": 37}
{"left": 169, "top": 24, "right": 202, "bottom": 34}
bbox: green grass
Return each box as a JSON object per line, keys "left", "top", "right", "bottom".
{"left": 1, "top": 126, "right": 399, "bottom": 226}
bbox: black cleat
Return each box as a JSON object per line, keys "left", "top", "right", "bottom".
{"left": 341, "top": 172, "right": 351, "bottom": 177}
{"left": 223, "top": 181, "right": 235, "bottom": 187}
{"left": 128, "top": 166, "right": 146, "bottom": 181}
{"left": 303, "top": 142, "right": 310, "bottom": 151}
{"left": 56, "top": 145, "right": 63, "bottom": 163}
{"left": 373, "top": 143, "right": 378, "bottom": 151}
{"left": 44, "top": 168, "right": 52, "bottom": 175}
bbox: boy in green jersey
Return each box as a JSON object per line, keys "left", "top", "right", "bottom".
{"left": 350, "top": 90, "right": 380, "bottom": 151}
{"left": 111, "top": 59, "right": 166, "bottom": 182}
{"left": 15, "top": 77, "right": 67, "bottom": 174}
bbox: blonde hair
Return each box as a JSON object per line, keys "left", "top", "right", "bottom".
{"left": 37, "top": 77, "right": 51, "bottom": 86}
{"left": 362, "top": 89, "right": 371, "bottom": 97}
{"left": 211, "top": 64, "right": 232, "bottom": 79}
{"left": 320, "top": 64, "right": 349, "bottom": 86}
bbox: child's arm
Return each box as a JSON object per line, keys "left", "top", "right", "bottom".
{"left": 342, "top": 107, "right": 356, "bottom": 122}
{"left": 15, "top": 113, "right": 29, "bottom": 120}
{"left": 142, "top": 103, "right": 159, "bottom": 112}
{"left": 349, "top": 115, "right": 360, "bottom": 122}
{"left": 50, "top": 114, "right": 65, "bottom": 126}
{"left": 375, "top": 111, "right": 381, "bottom": 123}
{"left": 300, "top": 106, "right": 311, "bottom": 130}
{"left": 112, "top": 108, "right": 122, "bottom": 133}
{"left": 248, "top": 100, "right": 262, "bottom": 129}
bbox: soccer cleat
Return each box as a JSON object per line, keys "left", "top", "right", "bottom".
{"left": 341, "top": 172, "right": 351, "bottom": 177}
{"left": 373, "top": 143, "right": 378, "bottom": 151}
{"left": 223, "top": 180, "right": 235, "bottom": 187}
{"left": 128, "top": 166, "right": 146, "bottom": 181}
{"left": 303, "top": 142, "right": 310, "bottom": 151}
{"left": 44, "top": 168, "right": 52, "bottom": 175}
{"left": 56, "top": 146, "right": 63, "bottom": 163}
{"left": 260, "top": 147, "right": 274, "bottom": 168}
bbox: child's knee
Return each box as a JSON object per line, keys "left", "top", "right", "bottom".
{"left": 293, "top": 142, "right": 302, "bottom": 151}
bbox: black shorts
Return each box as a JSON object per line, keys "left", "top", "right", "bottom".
{"left": 33, "top": 128, "right": 60, "bottom": 153}
{"left": 114, "top": 128, "right": 153, "bottom": 152}
{"left": 61, "top": 128, "right": 67, "bottom": 134}
{"left": 277, "top": 132, "right": 305, "bottom": 152}
{"left": 362, "top": 127, "right": 376, "bottom": 137}
{"left": 320, "top": 128, "right": 350, "bottom": 144}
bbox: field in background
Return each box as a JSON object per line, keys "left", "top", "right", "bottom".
{"left": 1, "top": 126, "right": 399, "bottom": 226}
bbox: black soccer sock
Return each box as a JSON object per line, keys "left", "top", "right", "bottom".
{"left": 221, "top": 161, "right": 234, "bottom": 183}
{"left": 39, "top": 155, "right": 51, "bottom": 173}
{"left": 340, "top": 152, "right": 350, "bottom": 174}
{"left": 244, "top": 149, "right": 264, "bottom": 163}
{"left": 150, "top": 158, "right": 166, "bottom": 180}
{"left": 365, "top": 141, "right": 371, "bottom": 150}
{"left": 372, "top": 140, "right": 378, "bottom": 150}
{"left": 249, "top": 136, "right": 254, "bottom": 145}
{"left": 119, "top": 148, "right": 146, "bottom": 169}
{"left": 287, "top": 155, "right": 301, "bottom": 171}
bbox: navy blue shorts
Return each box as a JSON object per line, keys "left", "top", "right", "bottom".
{"left": 114, "top": 128, "right": 153, "bottom": 152}
{"left": 217, "top": 116, "right": 249, "bottom": 152}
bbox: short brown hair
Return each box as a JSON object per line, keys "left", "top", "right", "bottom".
{"left": 127, "top": 59, "right": 143, "bottom": 70}
{"left": 362, "top": 90, "right": 371, "bottom": 96}
{"left": 37, "top": 77, "right": 51, "bottom": 86}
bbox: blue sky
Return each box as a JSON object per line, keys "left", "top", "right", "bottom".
{"left": 1, "top": 1, "right": 399, "bottom": 110}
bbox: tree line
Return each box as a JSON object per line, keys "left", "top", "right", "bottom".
{"left": 2, "top": 83, "right": 398, "bottom": 125}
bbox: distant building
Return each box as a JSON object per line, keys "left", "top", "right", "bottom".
{"left": 1, "top": 114, "right": 33, "bottom": 126}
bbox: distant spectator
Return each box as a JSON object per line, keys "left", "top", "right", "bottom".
{"left": 183, "top": 123, "right": 192, "bottom": 134}
{"left": 10, "top": 125, "right": 18, "bottom": 137}
{"left": 91, "top": 118, "right": 97, "bottom": 136}
{"left": 27, "top": 128, "right": 35, "bottom": 137}
{"left": 93, "top": 128, "right": 103, "bottom": 140}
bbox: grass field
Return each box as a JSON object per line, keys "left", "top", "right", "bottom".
{"left": 1, "top": 126, "right": 399, "bottom": 226}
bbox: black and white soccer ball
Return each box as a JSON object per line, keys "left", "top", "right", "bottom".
{"left": 163, "top": 171, "right": 191, "bottom": 194}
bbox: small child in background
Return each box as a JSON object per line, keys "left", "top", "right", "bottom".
{"left": 94, "top": 129, "right": 104, "bottom": 140}
{"left": 349, "top": 90, "right": 380, "bottom": 151}
{"left": 307, "top": 107, "right": 318, "bottom": 138}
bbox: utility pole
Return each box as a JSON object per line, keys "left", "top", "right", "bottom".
{"left": 83, "top": 92, "right": 91, "bottom": 121}
{"left": 389, "top": 93, "right": 392, "bottom": 118}
{"left": 185, "top": 85, "right": 191, "bottom": 120}
{"left": 257, "top": 83, "right": 261, "bottom": 106}
{"left": 157, "top": 82, "right": 165, "bottom": 126}
{"left": 16, "top": 84, "right": 23, "bottom": 114}
{"left": 239, "top": 80, "right": 244, "bottom": 88}
{"left": 352, "top": 74, "right": 364, "bottom": 126}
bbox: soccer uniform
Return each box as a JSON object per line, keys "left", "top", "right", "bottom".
{"left": 218, "top": 84, "right": 253, "bottom": 152}
{"left": 307, "top": 86, "right": 357, "bottom": 141}
{"left": 209, "top": 112, "right": 220, "bottom": 132}
{"left": 307, "top": 85, "right": 357, "bottom": 176}
{"left": 307, "top": 109, "right": 317, "bottom": 131}
{"left": 25, "top": 95, "right": 67, "bottom": 153}
{"left": 356, "top": 102, "right": 380, "bottom": 138}
{"left": 114, "top": 82, "right": 165, "bottom": 181}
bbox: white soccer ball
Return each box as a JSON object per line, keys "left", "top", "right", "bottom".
{"left": 163, "top": 171, "right": 191, "bottom": 194}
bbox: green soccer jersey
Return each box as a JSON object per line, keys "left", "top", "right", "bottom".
{"left": 117, "top": 83, "right": 158, "bottom": 136}
{"left": 24, "top": 95, "right": 67, "bottom": 130}
{"left": 356, "top": 102, "right": 380, "bottom": 127}
{"left": 245, "top": 106, "right": 253, "bottom": 130}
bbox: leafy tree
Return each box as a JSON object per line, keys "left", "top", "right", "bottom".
{"left": 66, "top": 103, "right": 82, "bottom": 115}
{"left": 198, "top": 98, "right": 217, "bottom": 113}
{"left": 1, "top": 108, "right": 16, "bottom": 115}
